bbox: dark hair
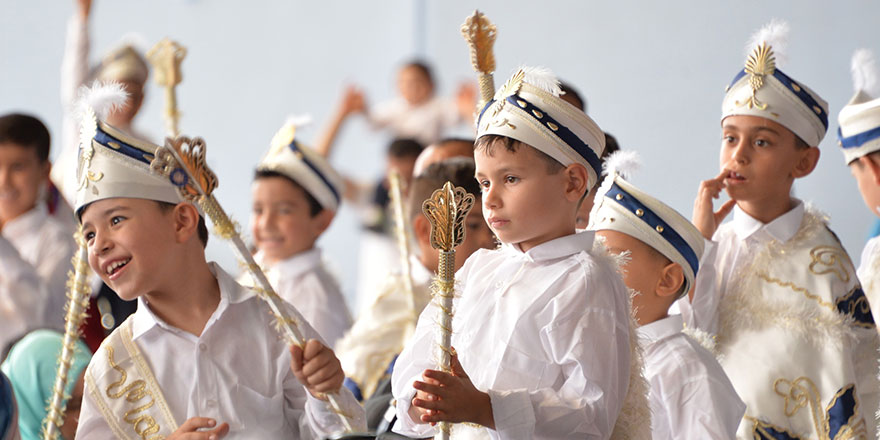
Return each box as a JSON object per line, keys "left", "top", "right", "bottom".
{"left": 253, "top": 170, "right": 323, "bottom": 217}
{"left": 602, "top": 132, "right": 620, "bottom": 159}
{"left": 155, "top": 201, "right": 209, "bottom": 247}
{"left": 559, "top": 82, "right": 586, "bottom": 112}
{"left": 402, "top": 60, "right": 434, "bottom": 87}
{"left": 0, "top": 113, "right": 51, "bottom": 162}
{"left": 388, "top": 138, "right": 425, "bottom": 159}
{"left": 434, "top": 137, "right": 475, "bottom": 148}
{"left": 474, "top": 135, "right": 563, "bottom": 174}
{"left": 408, "top": 157, "right": 480, "bottom": 220}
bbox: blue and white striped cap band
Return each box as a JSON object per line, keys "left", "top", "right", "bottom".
{"left": 476, "top": 71, "right": 606, "bottom": 189}
{"left": 723, "top": 66, "right": 829, "bottom": 147}
{"left": 257, "top": 135, "right": 344, "bottom": 212}
{"left": 838, "top": 91, "right": 880, "bottom": 164}
{"left": 75, "top": 122, "right": 185, "bottom": 216}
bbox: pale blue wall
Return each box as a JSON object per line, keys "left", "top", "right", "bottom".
{"left": 2, "top": 0, "right": 876, "bottom": 304}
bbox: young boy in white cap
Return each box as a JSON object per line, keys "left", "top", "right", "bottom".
{"left": 838, "top": 49, "right": 880, "bottom": 319}
{"left": 590, "top": 151, "right": 744, "bottom": 439}
{"left": 248, "top": 119, "right": 352, "bottom": 347}
{"left": 73, "top": 85, "right": 365, "bottom": 439}
{"left": 685, "top": 21, "right": 880, "bottom": 438}
{"left": 391, "top": 66, "right": 635, "bottom": 439}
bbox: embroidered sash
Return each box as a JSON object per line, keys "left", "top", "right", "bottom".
{"left": 85, "top": 318, "right": 178, "bottom": 439}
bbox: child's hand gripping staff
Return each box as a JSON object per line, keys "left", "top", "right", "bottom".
{"left": 421, "top": 182, "right": 475, "bottom": 440}
{"left": 149, "top": 135, "right": 355, "bottom": 434}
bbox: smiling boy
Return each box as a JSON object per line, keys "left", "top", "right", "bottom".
{"left": 683, "top": 22, "right": 880, "bottom": 438}
{"left": 247, "top": 120, "right": 351, "bottom": 347}
{"left": 73, "top": 90, "right": 364, "bottom": 439}
{"left": 0, "top": 113, "right": 75, "bottom": 349}
{"left": 391, "top": 67, "right": 635, "bottom": 439}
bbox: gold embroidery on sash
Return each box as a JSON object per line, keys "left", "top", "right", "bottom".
{"left": 757, "top": 272, "right": 836, "bottom": 312}
{"left": 104, "top": 345, "right": 164, "bottom": 440}
{"left": 771, "top": 377, "right": 867, "bottom": 440}
{"left": 809, "top": 246, "right": 852, "bottom": 283}
{"left": 836, "top": 285, "right": 875, "bottom": 329}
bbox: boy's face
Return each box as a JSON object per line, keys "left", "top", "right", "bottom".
{"left": 596, "top": 229, "right": 673, "bottom": 325}
{"left": 81, "top": 198, "right": 177, "bottom": 301}
{"left": 475, "top": 145, "right": 573, "bottom": 252}
{"left": 0, "top": 142, "right": 48, "bottom": 226}
{"left": 850, "top": 156, "right": 880, "bottom": 217}
{"left": 398, "top": 65, "right": 433, "bottom": 106}
{"left": 719, "top": 115, "right": 813, "bottom": 206}
{"left": 251, "top": 177, "right": 330, "bottom": 265}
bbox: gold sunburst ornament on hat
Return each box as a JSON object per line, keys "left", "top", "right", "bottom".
{"left": 737, "top": 42, "right": 776, "bottom": 110}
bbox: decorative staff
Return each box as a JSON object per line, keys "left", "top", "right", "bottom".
{"left": 146, "top": 38, "right": 187, "bottom": 137}
{"left": 42, "top": 237, "right": 92, "bottom": 440}
{"left": 460, "top": 10, "right": 498, "bottom": 109}
{"left": 388, "top": 169, "right": 418, "bottom": 326}
{"left": 422, "top": 182, "right": 474, "bottom": 440}
{"left": 149, "top": 136, "right": 355, "bottom": 433}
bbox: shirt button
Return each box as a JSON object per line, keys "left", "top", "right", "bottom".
{"left": 199, "top": 343, "right": 207, "bottom": 352}
{"left": 495, "top": 281, "right": 504, "bottom": 289}
{"left": 206, "top": 399, "right": 216, "bottom": 407}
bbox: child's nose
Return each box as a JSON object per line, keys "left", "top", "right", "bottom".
{"left": 730, "top": 141, "right": 750, "bottom": 163}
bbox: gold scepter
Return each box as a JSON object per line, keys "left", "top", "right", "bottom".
{"left": 42, "top": 234, "right": 92, "bottom": 440}
{"left": 460, "top": 10, "right": 498, "bottom": 110}
{"left": 422, "top": 182, "right": 474, "bottom": 440}
{"left": 388, "top": 169, "right": 418, "bottom": 326}
{"left": 146, "top": 38, "right": 187, "bottom": 138}
{"left": 149, "top": 137, "right": 355, "bottom": 433}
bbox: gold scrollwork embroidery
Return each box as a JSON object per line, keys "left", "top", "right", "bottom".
{"left": 772, "top": 377, "right": 867, "bottom": 440}
{"left": 809, "top": 246, "right": 852, "bottom": 283}
{"left": 105, "top": 346, "right": 164, "bottom": 440}
{"left": 756, "top": 272, "right": 836, "bottom": 312}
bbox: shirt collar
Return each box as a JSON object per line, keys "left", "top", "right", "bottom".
{"left": 131, "top": 262, "right": 254, "bottom": 339}
{"left": 260, "top": 248, "right": 322, "bottom": 280}
{"left": 731, "top": 199, "right": 804, "bottom": 243}
{"left": 1, "top": 204, "right": 47, "bottom": 239}
{"left": 637, "top": 314, "right": 684, "bottom": 345}
{"left": 502, "top": 231, "right": 595, "bottom": 263}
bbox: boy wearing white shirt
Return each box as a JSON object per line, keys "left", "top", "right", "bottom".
{"left": 248, "top": 120, "right": 351, "bottom": 347}
{"left": 0, "top": 114, "right": 75, "bottom": 349}
{"left": 685, "top": 22, "right": 880, "bottom": 438}
{"left": 391, "top": 67, "right": 635, "bottom": 439}
{"left": 838, "top": 49, "right": 880, "bottom": 321}
{"left": 589, "top": 152, "right": 744, "bottom": 439}
{"left": 73, "top": 88, "right": 365, "bottom": 439}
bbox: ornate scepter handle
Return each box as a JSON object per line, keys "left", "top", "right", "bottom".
{"left": 461, "top": 10, "right": 498, "bottom": 110}
{"left": 42, "top": 234, "right": 92, "bottom": 440}
{"left": 149, "top": 136, "right": 355, "bottom": 433}
{"left": 422, "top": 182, "right": 474, "bottom": 440}
{"left": 147, "top": 38, "right": 187, "bottom": 138}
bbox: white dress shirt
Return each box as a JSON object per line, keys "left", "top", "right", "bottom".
{"left": 392, "top": 232, "right": 632, "bottom": 439}
{"left": 76, "top": 263, "right": 365, "bottom": 439}
{"left": 640, "top": 314, "right": 744, "bottom": 439}
{"left": 857, "top": 236, "right": 880, "bottom": 322}
{"left": 256, "top": 248, "right": 352, "bottom": 348}
{"left": 0, "top": 205, "right": 75, "bottom": 349}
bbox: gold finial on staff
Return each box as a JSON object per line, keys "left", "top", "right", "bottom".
{"left": 422, "top": 182, "right": 474, "bottom": 440}
{"left": 388, "top": 170, "right": 419, "bottom": 327}
{"left": 460, "top": 10, "right": 498, "bottom": 109}
{"left": 42, "top": 233, "right": 92, "bottom": 440}
{"left": 146, "top": 38, "right": 187, "bottom": 137}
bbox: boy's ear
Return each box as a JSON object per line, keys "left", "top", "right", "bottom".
{"left": 792, "top": 146, "right": 820, "bottom": 178}
{"left": 656, "top": 262, "right": 685, "bottom": 299}
{"left": 313, "top": 209, "right": 335, "bottom": 235}
{"left": 859, "top": 155, "right": 880, "bottom": 185}
{"left": 172, "top": 203, "right": 200, "bottom": 244}
{"left": 563, "top": 163, "right": 590, "bottom": 202}
{"left": 412, "top": 214, "right": 431, "bottom": 248}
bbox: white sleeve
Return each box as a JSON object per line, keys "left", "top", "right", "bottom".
{"left": 661, "top": 373, "right": 745, "bottom": 439}
{"left": 487, "top": 280, "right": 631, "bottom": 439}
{"left": 35, "top": 231, "right": 76, "bottom": 329}
{"left": 678, "top": 239, "right": 721, "bottom": 335}
{"left": 0, "top": 237, "right": 47, "bottom": 332}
